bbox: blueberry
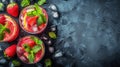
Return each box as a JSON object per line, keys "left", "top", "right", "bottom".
{"left": 0, "top": 58, "right": 7, "bottom": 64}
{"left": 50, "top": 25, "right": 57, "bottom": 32}
{"left": 0, "top": 42, "right": 9, "bottom": 50}
{"left": 2, "top": 0, "right": 9, "bottom": 5}
{"left": 36, "top": 63, "right": 43, "bottom": 67}
{"left": 46, "top": 40, "right": 52, "bottom": 45}
{"left": 40, "top": 34, "right": 49, "bottom": 41}
{"left": 9, "top": 61, "right": 14, "bottom": 67}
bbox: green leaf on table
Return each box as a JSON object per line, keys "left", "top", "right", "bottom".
{"left": 31, "top": 36, "right": 43, "bottom": 45}
{"left": 28, "top": 51, "right": 34, "bottom": 63}
{"left": 38, "top": 0, "right": 46, "bottom": 6}
{"left": 45, "top": 59, "right": 52, "bottom": 67}
{"left": 21, "top": 0, "right": 30, "bottom": 7}
{"left": 12, "top": 60, "right": 21, "bottom": 66}
{"left": 23, "top": 44, "right": 31, "bottom": 52}
{"left": 48, "top": 32, "right": 57, "bottom": 39}
{"left": 0, "top": 2, "right": 4, "bottom": 11}
{"left": 32, "top": 45, "right": 41, "bottom": 53}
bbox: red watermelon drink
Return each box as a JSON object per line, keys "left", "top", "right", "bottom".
{"left": 19, "top": 4, "right": 48, "bottom": 34}
{"left": 0, "top": 14, "right": 19, "bottom": 42}
{"left": 17, "top": 35, "right": 45, "bottom": 64}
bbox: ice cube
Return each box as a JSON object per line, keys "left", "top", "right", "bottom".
{"left": 47, "top": 40, "right": 52, "bottom": 45}
{"left": 52, "top": 12, "right": 59, "bottom": 18}
{"left": 32, "top": 25, "right": 38, "bottom": 32}
{"left": 54, "top": 51, "right": 63, "bottom": 57}
{"left": 49, "top": 4, "right": 57, "bottom": 11}
{"left": 0, "top": 47, "right": 2, "bottom": 51}
{"left": 49, "top": 47, "right": 54, "bottom": 53}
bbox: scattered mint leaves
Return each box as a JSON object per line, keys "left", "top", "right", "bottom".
{"left": 48, "top": 32, "right": 57, "bottom": 39}
{"left": 21, "top": 0, "right": 30, "bottom": 7}
{"left": 38, "top": 0, "right": 46, "bottom": 6}
{"left": 12, "top": 60, "right": 21, "bottom": 67}
{"left": 0, "top": 24, "right": 10, "bottom": 40}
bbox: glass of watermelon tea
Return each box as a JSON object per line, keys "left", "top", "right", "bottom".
{"left": 0, "top": 14, "right": 19, "bottom": 42}
{"left": 19, "top": 4, "right": 48, "bottom": 34}
{"left": 17, "top": 35, "right": 45, "bottom": 64}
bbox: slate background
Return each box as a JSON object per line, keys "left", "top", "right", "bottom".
{"left": 0, "top": 0, "right": 120, "bottom": 67}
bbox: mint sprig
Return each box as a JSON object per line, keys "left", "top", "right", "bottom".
{"left": 0, "top": 24, "right": 10, "bottom": 40}
{"left": 32, "top": 45, "right": 41, "bottom": 53}
{"left": 21, "top": 0, "right": 30, "bottom": 7}
{"left": 38, "top": 0, "right": 46, "bottom": 6}
{"left": 23, "top": 37, "right": 42, "bottom": 63}
{"left": 31, "top": 36, "right": 43, "bottom": 45}
{"left": 28, "top": 51, "right": 34, "bottom": 63}
{"left": 27, "top": 3, "right": 46, "bottom": 26}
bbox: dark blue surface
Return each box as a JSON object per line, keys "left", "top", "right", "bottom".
{"left": 49, "top": 0, "right": 120, "bottom": 67}
{"left": 0, "top": 0, "right": 120, "bottom": 67}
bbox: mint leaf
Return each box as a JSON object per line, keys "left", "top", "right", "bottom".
{"left": 32, "top": 45, "right": 41, "bottom": 53}
{"left": 4, "top": 28, "right": 10, "bottom": 33}
{"left": 41, "top": 14, "right": 46, "bottom": 23}
{"left": 27, "top": 10, "right": 38, "bottom": 16}
{"left": 0, "top": 33, "right": 4, "bottom": 40}
{"left": 37, "top": 14, "right": 46, "bottom": 26}
{"left": 34, "top": 3, "right": 42, "bottom": 14}
{"left": 45, "top": 59, "right": 52, "bottom": 67}
{"left": 48, "top": 32, "right": 57, "bottom": 39}
{"left": 28, "top": 51, "right": 34, "bottom": 63}
{"left": 38, "top": 0, "right": 46, "bottom": 6}
{"left": 23, "top": 44, "right": 31, "bottom": 52}
{"left": 27, "top": 11, "right": 34, "bottom": 16}
{"left": 37, "top": 15, "right": 44, "bottom": 26}
{"left": 0, "top": 2, "right": 4, "bottom": 11}
{"left": 0, "top": 24, "right": 10, "bottom": 40}
{"left": 12, "top": 60, "right": 21, "bottom": 66}
{"left": 21, "top": 0, "right": 30, "bottom": 7}
{"left": 31, "top": 36, "right": 43, "bottom": 45}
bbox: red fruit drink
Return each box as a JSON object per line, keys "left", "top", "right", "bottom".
{"left": 0, "top": 14, "right": 19, "bottom": 42}
{"left": 17, "top": 35, "right": 45, "bottom": 64}
{"left": 19, "top": 5, "right": 48, "bottom": 34}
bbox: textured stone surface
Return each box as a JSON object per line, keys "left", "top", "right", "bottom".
{"left": 0, "top": 0, "right": 120, "bottom": 67}
{"left": 48, "top": 0, "right": 120, "bottom": 67}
